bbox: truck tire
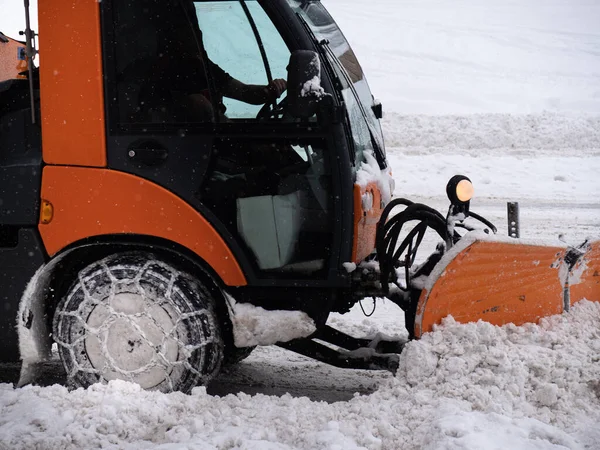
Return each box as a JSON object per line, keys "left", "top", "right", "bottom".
{"left": 52, "top": 252, "right": 224, "bottom": 393}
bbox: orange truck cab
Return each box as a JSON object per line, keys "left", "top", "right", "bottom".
{"left": 0, "top": 0, "right": 395, "bottom": 391}
{"left": 0, "top": 0, "right": 597, "bottom": 392}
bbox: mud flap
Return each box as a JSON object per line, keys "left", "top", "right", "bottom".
{"left": 414, "top": 238, "right": 600, "bottom": 338}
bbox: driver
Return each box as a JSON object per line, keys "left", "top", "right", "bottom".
{"left": 158, "top": 0, "right": 287, "bottom": 121}
{"left": 191, "top": 57, "right": 287, "bottom": 120}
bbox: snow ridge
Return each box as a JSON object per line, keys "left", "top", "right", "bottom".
{"left": 382, "top": 113, "right": 600, "bottom": 156}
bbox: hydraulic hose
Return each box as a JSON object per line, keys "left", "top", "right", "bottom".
{"left": 376, "top": 199, "right": 451, "bottom": 294}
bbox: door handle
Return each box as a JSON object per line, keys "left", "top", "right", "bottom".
{"left": 127, "top": 141, "right": 168, "bottom": 167}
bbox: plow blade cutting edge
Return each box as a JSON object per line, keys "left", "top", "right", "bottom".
{"left": 414, "top": 237, "right": 600, "bottom": 338}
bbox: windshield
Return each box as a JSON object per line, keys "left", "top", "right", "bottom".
{"left": 286, "top": 0, "right": 386, "bottom": 166}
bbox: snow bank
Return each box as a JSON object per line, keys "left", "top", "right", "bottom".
{"left": 382, "top": 113, "right": 600, "bottom": 156}
{"left": 393, "top": 301, "right": 600, "bottom": 448}
{"left": 381, "top": 113, "right": 600, "bottom": 206}
{"left": 1, "top": 301, "right": 598, "bottom": 449}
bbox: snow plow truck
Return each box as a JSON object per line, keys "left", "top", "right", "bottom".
{"left": 0, "top": 0, "right": 598, "bottom": 393}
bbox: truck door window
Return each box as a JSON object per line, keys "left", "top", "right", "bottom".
{"left": 194, "top": 1, "right": 290, "bottom": 119}
{"left": 109, "top": 0, "right": 214, "bottom": 125}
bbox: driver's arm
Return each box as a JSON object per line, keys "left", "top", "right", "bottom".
{"left": 222, "top": 78, "right": 287, "bottom": 105}
{"left": 205, "top": 58, "right": 286, "bottom": 104}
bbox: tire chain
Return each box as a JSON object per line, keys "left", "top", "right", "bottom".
{"left": 54, "top": 258, "right": 219, "bottom": 391}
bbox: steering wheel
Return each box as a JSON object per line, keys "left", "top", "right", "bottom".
{"left": 256, "top": 96, "right": 288, "bottom": 120}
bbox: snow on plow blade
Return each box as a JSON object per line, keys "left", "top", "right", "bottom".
{"left": 570, "top": 240, "right": 600, "bottom": 305}
{"left": 414, "top": 238, "right": 600, "bottom": 338}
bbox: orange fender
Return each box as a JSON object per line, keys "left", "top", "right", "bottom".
{"left": 39, "top": 166, "right": 247, "bottom": 286}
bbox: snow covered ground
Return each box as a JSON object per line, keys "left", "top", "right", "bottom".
{"left": 1, "top": 0, "right": 600, "bottom": 449}
{"left": 2, "top": 300, "right": 599, "bottom": 450}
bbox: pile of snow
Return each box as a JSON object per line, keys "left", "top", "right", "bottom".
{"left": 382, "top": 113, "right": 600, "bottom": 156}
{"left": 396, "top": 300, "right": 600, "bottom": 448}
{"left": 300, "top": 76, "right": 325, "bottom": 97}
{"left": 356, "top": 150, "right": 396, "bottom": 206}
{"left": 225, "top": 295, "right": 316, "bottom": 347}
{"left": 1, "top": 301, "right": 598, "bottom": 449}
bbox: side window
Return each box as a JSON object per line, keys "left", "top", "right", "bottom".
{"left": 290, "top": 0, "right": 386, "bottom": 162}
{"left": 342, "top": 88, "right": 374, "bottom": 166}
{"left": 326, "top": 50, "right": 372, "bottom": 166}
{"left": 195, "top": 0, "right": 290, "bottom": 119}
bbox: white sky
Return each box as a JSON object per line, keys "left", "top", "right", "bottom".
{"left": 0, "top": 0, "right": 38, "bottom": 40}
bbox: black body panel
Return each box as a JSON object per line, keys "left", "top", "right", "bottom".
{"left": 0, "top": 78, "right": 45, "bottom": 362}
{"left": 0, "top": 228, "right": 46, "bottom": 362}
{"left": 105, "top": 134, "right": 213, "bottom": 205}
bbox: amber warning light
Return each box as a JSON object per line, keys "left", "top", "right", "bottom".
{"left": 447, "top": 175, "right": 474, "bottom": 205}
{"left": 40, "top": 200, "right": 54, "bottom": 224}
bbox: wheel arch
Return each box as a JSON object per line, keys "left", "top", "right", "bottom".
{"left": 47, "top": 233, "right": 232, "bottom": 312}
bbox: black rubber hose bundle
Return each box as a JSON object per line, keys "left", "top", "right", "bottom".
{"left": 375, "top": 199, "right": 449, "bottom": 294}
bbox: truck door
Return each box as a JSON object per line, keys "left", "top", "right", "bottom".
{"left": 102, "top": 0, "right": 337, "bottom": 282}
{"left": 102, "top": 0, "right": 216, "bottom": 209}
{"left": 194, "top": 0, "right": 336, "bottom": 280}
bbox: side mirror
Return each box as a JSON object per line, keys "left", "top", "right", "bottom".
{"left": 287, "top": 50, "right": 324, "bottom": 119}
{"left": 372, "top": 100, "right": 383, "bottom": 119}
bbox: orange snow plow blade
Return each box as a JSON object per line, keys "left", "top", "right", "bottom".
{"left": 414, "top": 239, "right": 600, "bottom": 338}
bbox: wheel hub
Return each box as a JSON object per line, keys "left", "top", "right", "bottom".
{"left": 85, "top": 290, "right": 180, "bottom": 389}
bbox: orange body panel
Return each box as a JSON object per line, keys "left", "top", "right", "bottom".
{"left": 38, "top": 0, "right": 106, "bottom": 167}
{"left": 570, "top": 240, "right": 600, "bottom": 303}
{"left": 39, "top": 167, "right": 247, "bottom": 287}
{"left": 352, "top": 183, "right": 382, "bottom": 263}
{"left": 0, "top": 35, "right": 27, "bottom": 82}
{"left": 414, "top": 241, "right": 567, "bottom": 338}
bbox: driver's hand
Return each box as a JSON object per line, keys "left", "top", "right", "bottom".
{"left": 266, "top": 79, "right": 287, "bottom": 100}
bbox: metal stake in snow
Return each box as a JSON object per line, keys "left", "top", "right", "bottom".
{"left": 507, "top": 202, "right": 520, "bottom": 238}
